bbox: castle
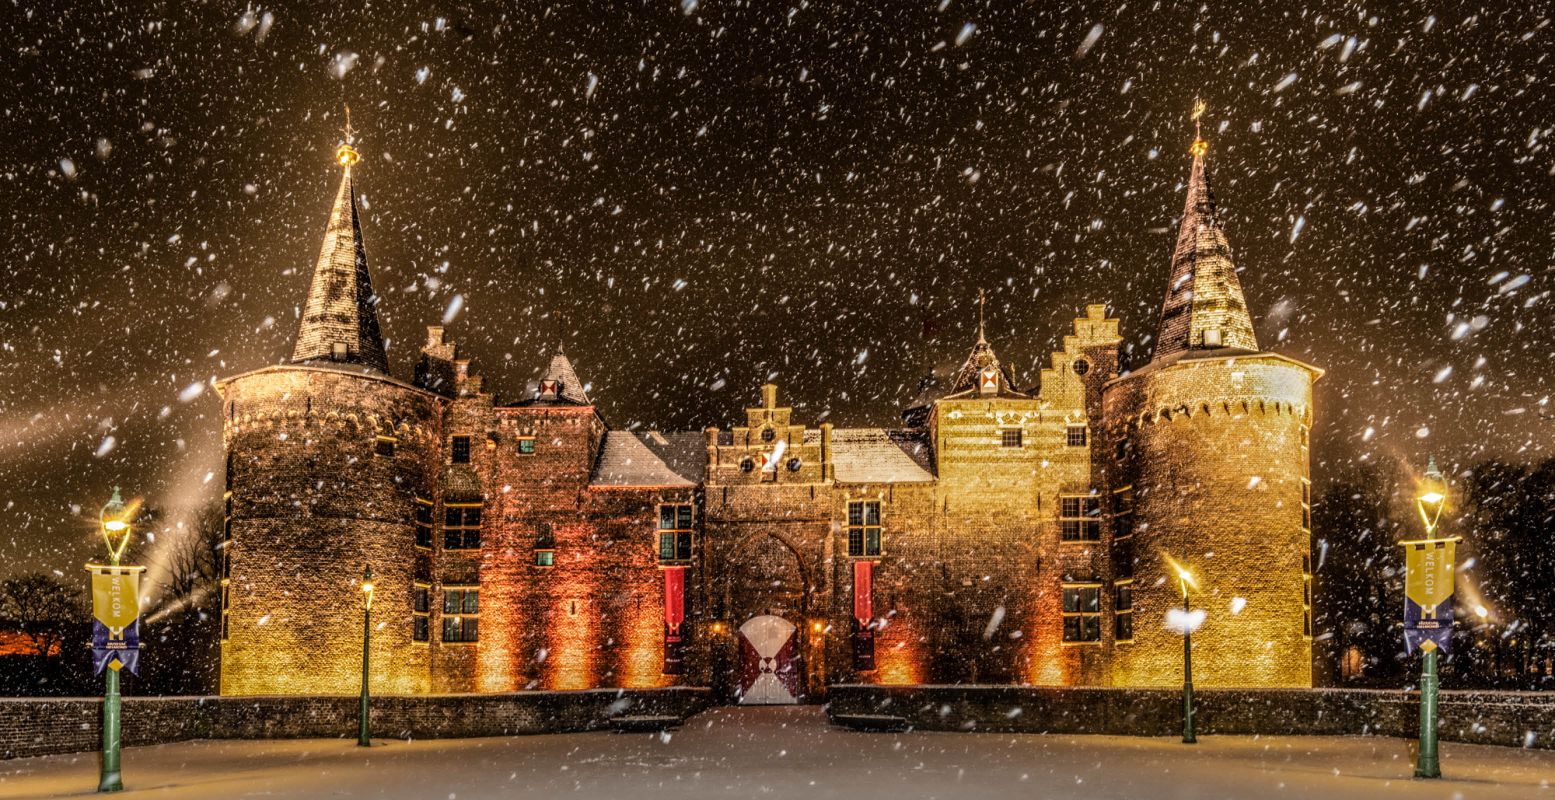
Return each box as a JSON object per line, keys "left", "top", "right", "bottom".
{"left": 215, "top": 116, "right": 1320, "bottom": 699}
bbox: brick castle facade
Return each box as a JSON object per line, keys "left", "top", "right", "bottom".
{"left": 216, "top": 121, "right": 1320, "bottom": 699}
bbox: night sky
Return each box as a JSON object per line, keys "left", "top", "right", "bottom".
{"left": 3, "top": 2, "right": 1552, "bottom": 577}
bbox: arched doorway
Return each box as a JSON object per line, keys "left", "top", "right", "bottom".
{"left": 738, "top": 615, "right": 801, "bottom": 704}
{"left": 724, "top": 533, "right": 808, "bottom": 703}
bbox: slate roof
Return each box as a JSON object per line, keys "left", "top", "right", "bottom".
{"left": 515, "top": 349, "right": 593, "bottom": 406}
{"left": 591, "top": 431, "right": 705, "bottom": 487}
{"left": 291, "top": 165, "right": 390, "bottom": 373}
{"left": 816, "top": 428, "right": 936, "bottom": 483}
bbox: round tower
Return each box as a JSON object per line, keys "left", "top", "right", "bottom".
{"left": 1104, "top": 355, "right": 1317, "bottom": 687}
{"left": 1103, "top": 104, "right": 1321, "bottom": 688}
{"left": 217, "top": 132, "right": 441, "bottom": 695}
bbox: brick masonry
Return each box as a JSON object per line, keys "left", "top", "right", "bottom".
{"left": 827, "top": 685, "right": 1555, "bottom": 750}
{"left": 215, "top": 138, "right": 1322, "bottom": 700}
{"left": 0, "top": 688, "right": 711, "bottom": 760}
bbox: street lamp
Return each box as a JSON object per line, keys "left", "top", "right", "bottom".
{"left": 358, "top": 564, "right": 374, "bottom": 748}
{"left": 1408, "top": 457, "right": 1453, "bottom": 779}
{"left": 1417, "top": 457, "right": 1447, "bottom": 537}
{"left": 1176, "top": 566, "right": 1198, "bottom": 744}
{"left": 96, "top": 489, "right": 135, "bottom": 793}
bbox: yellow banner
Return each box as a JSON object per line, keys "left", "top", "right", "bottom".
{"left": 89, "top": 565, "right": 143, "bottom": 630}
{"left": 1403, "top": 538, "right": 1456, "bottom": 617}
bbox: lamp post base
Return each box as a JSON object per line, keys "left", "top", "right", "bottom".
{"left": 98, "top": 666, "right": 123, "bottom": 792}
{"left": 1415, "top": 647, "right": 1441, "bottom": 778}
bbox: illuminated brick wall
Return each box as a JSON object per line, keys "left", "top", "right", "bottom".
{"left": 1103, "top": 354, "right": 1318, "bottom": 688}
{"left": 218, "top": 366, "right": 441, "bottom": 696}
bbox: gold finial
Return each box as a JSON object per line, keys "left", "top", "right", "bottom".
{"left": 1190, "top": 98, "right": 1208, "bottom": 156}
{"left": 335, "top": 106, "right": 360, "bottom": 168}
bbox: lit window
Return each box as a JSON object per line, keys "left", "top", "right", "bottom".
{"left": 1060, "top": 495, "right": 1101, "bottom": 542}
{"left": 1113, "top": 582, "right": 1134, "bottom": 642}
{"left": 1066, "top": 425, "right": 1087, "bottom": 447}
{"left": 442, "top": 587, "right": 479, "bottom": 643}
{"left": 1001, "top": 429, "right": 1023, "bottom": 448}
{"left": 847, "top": 500, "right": 882, "bottom": 557}
{"left": 444, "top": 504, "right": 482, "bottom": 550}
{"left": 413, "top": 585, "right": 430, "bottom": 643}
{"left": 534, "top": 550, "right": 555, "bottom": 567}
{"left": 1062, "top": 584, "right": 1102, "bottom": 642}
{"left": 1302, "top": 554, "right": 1313, "bottom": 638}
{"left": 517, "top": 436, "right": 536, "bottom": 455}
{"left": 220, "top": 581, "right": 231, "bottom": 641}
{"left": 375, "top": 435, "right": 396, "bottom": 458}
{"left": 658, "top": 504, "right": 694, "bottom": 562}
{"left": 414, "top": 499, "right": 433, "bottom": 549}
{"left": 451, "top": 436, "right": 471, "bottom": 464}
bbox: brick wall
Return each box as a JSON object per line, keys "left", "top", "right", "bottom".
{"left": 828, "top": 684, "right": 1555, "bottom": 749}
{"left": 0, "top": 688, "right": 711, "bottom": 760}
{"left": 219, "top": 365, "right": 443, "bottom": 696}
{"left": 1104, "top": 353, "right": 1317, "bottom": 688}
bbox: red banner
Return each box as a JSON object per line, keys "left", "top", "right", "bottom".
{"left": 853, "top": 560, "right": 873, "bottom": 624}
{"left": 663, "top": 566, "right": 686, "bottom": 631}
{"left": 663, "top": 566, "right": 686, "bottom": 675}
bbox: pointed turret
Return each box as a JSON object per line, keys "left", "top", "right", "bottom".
{"left": 948, "top": 291, "right": 1024, "bottom": 397}
{"left": 528, "top": 346, "right": 591, "bottom": 405}
{"left": 1152, "top": 101, "right": 1258, "bottom": 361}
{"left": 291, "top": 118, "right": 390, "bottom": 373}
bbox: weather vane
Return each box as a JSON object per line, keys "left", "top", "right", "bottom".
{"left": 1190, "top": 98, "right": 1208, "bottom": 156}
{"left": 976, "top": 288, "right": 987, "bottom": 343}
{"left": 336, "top": 105, "right": 361, "bottom": 168}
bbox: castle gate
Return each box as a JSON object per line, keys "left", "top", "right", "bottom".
{"left": 723, "top": 533, "right": 810, "bottom": 703}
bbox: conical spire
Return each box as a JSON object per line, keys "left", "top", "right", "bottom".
{"left": 950, "top": 291, "right": 1022, "bottom": 396}
{"left": 533, "top": 347, "right": 591, "bottom": 405}
{"left": 1152, "top": 100, "right": 1258, "bottom": 361}
{"left": 291, "top": 112, "right": 390, "bottom": 373}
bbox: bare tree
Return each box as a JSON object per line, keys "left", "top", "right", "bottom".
{"left": 0, "top": 573, "right": 83, "bottom": 659}
{"left": 151, "top": 502, "right": 224, "bottom": 616}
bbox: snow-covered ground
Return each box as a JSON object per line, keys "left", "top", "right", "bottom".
{"left": 2, "top": 706, "right": 1550, "bottom": 799}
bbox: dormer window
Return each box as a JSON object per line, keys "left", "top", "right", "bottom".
{"left": 332, "top": 342, "right": 349, "bottom": 360}
{"left": 1203, "top": 328, "right": 1222, "bottom": 347}
{"left": 540, "top": 379, "right": 560, "bottom": 399}
{"left": 978, "top": 367, "right": 999, "bottom": 395}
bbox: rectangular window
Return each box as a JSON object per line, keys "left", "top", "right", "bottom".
{"left": 414, "top": 499, "right": 434, "bottom": 549}
{"left": 375, "top": 435, "right": 397, "bottom": 458}
{"left": 1114, "top": 582, "right": 1134, "bottom": 642}
{"left": 412, "top": 585, "right": 430, "bottom": 643}
{"left": 451, "top": 435, "right": 471, "bottom": 464}
{"left": 442, "top": 587, "right": 479, "bottom": 643}
{"left": 847, "top": 500, "right": 882, "bottom": 557}
{"left": 657, "top": 504, "right": 694, "bottom": 562}
{"left": 1000, "top": 429, "right": 1023, "bottom": 448}
{"left": 1302, "top": 554, "right": 1313, "bottom": 638}
{"left": 534, "top": 550, "right": 555, "bottom": 567}
{"left": 1301, "top": 479, "right": 1312, "bottom": 532}
{"left": 1062, "top": 584, "right": 1102, "bottom": 642}
{"left": 1060, "top": 495, "right": 1101, "bottom": 542}
{"left": 220, "top": 582, "right": 231, "bottom": 641}
{"left": 1066, "top": 425, "right": 1088, "bottom": 447}
{"left": 444, "top": 504, "right": 482, "bottom": 550}
{"left": 1111, "top": 486, "right": 1135, "bottom": 578}
{"left": 517, "top": 436, "right": 536, "bottom": 455}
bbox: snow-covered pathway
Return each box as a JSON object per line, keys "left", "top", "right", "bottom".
{"left": 1, "top": 706, "right": 1550, "bottom": 799}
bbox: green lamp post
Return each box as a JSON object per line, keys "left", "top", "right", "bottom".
{"left": 358, "top": 564, "right": 375, "bottom": 747}
{"left": 96, "top": 489, "right": 135, "bottom": 793}
{"left": 1176, "top": 565, "right": 1198, "bottom": 744}
{"left": 1411, "top": 460, "right": 1449, "bottom": 779}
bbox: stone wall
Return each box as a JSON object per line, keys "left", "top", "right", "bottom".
{"left": 827, "top": 684, "right": 1555, "bottom": 749}
{"left": 0, "top": 687, "right": 711, "bottom": 761}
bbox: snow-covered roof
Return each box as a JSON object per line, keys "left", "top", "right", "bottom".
{"left": 591, "top": 431, "right": 705, "bottom": 487}
{"left": 823, "top": 428, "right": 935, "bottom": 483}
